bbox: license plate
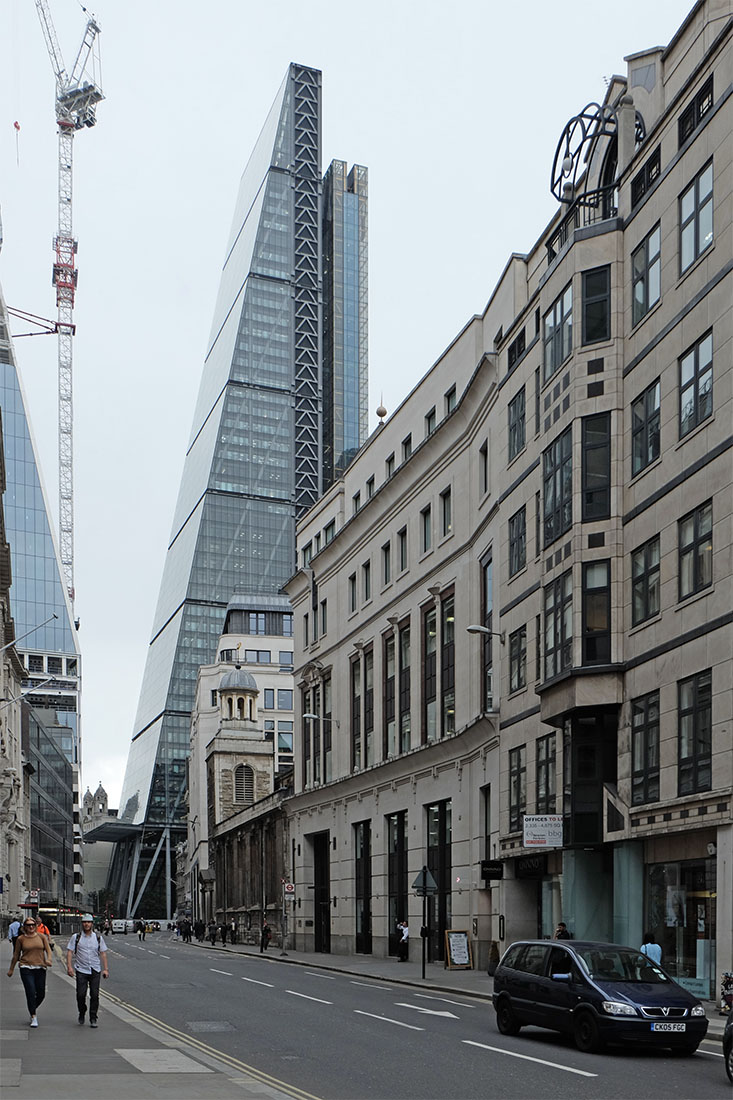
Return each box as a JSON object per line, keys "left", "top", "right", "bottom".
{"left": 651, "top": 1022, "right": 686, "bottom": 1032}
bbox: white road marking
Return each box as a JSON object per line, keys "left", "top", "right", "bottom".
{"left": 350, "top": 981, "right": 389, "bottom": 989}
{"left": 146, "top": 950, "right": 157, "bottom": 955}
{"left": 210, "top": 969, "right": 232, "bottom": 976}
{"left": 695, "top": 1049, "right": 723, "bottom": 1058}
{"left": 463, "top": 1040, "right": 598, "bottom": 1077}
{"left": 286, "top": 991, "right": 333, "bottom": 1004}
{"left": 307, "top": 972, "right": 336, "bottom": 979}
{"left": 355, "top": 1010, "right": 424, "bottom": 1031}
{"left": 241, "top": 976, "right": 274, "bottom": 988}
{"left": 159, "top": 955, "right": 171, "bottom": 959}
{"left": 414, "top": 993, "right": 476, "bottom": 1008}
{"left": 395, "top": 1002, "right": 458, "bottom": 1019}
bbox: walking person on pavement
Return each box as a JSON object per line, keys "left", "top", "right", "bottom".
{"left": 208, "top": 920, "right": 217, "bottom": 946}
{"left": 260, "top": 918, "right": 271, "bottom": 953}
{"left": 137, "top": 919, "right": 146, "bottom": 942}
{"left": 640, "top": 932, "right": 662, "bottom": 964}
{"left": 7, "top": 915, "right": 21, "bottom": 945}
{"left": 66, "top": 915, "right": 109, "bottom": 1028}
{"left": 220, "top": 922, "right": 228, "bottom": 946}
{"left": 6, "top": 916, "right": 53, "bottom": 1027}
{"left": 397, "top": 921, "right": 409, "bottom": 961}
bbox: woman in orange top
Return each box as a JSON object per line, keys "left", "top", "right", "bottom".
{"left": 6, "top": 917, "right": 53, "bottom": 1027}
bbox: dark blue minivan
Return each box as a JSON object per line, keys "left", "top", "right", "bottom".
{"left": 492, "top": 940, "right": 708, "bottom": 1054}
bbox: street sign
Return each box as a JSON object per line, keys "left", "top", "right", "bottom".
{"left": 523, "top": 814, "right": 563, "bottom": 848}
{"left": 412, "top": 867, "right": 438, "bottom": 896}
{"left": 481, "top": 860, "right": 503, "bottom": 880}
{"left": 283, "top": 882, "right": 296, "bottom": 901}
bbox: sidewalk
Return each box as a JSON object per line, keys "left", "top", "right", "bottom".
{"left": 2, "top": 937, "right": 726, "bottom": 1100}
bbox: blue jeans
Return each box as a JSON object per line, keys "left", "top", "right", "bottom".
{"left": 19, "top": 967, "right": 47, "bottom": 1016}
{"left": 75, "top": 969, "right": 101, "bottom": 1019}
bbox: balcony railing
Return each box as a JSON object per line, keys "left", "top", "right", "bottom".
{"left": 547, "top": 184, "right": 618, "bottom": 263}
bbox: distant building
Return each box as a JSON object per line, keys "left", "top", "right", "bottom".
{"left": 23, "top": 703, "right": 75, "bottom": 906}
{"left": 110, "top": 63, "right": 368, "bottom": 919}
{"left": 81, "top": 783, "right": 117, "bottom": 914}
{"left": 285, "top": 0, "right": 732, "bottom": 992}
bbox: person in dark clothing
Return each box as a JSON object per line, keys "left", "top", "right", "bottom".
{"left": 260, "top": 919, "right": 271, "bottom": 953}
{"left": 137, "top": 920, "right": 146, "bottom": 942}
{"left": 554, "top": 922, "right": 572, "bottom": 939}
{"left": 207, "top": 921, "right": 217, "bottom": 946}
{"left": 220, "top": 923, "right": 228, "bottom": 946}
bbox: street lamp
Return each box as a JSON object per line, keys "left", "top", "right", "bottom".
{"left": 0, "top": 613, "right": 58, "bottom": 654}
{"left": 466, "top": 623, "right": 505, "bottom": 644}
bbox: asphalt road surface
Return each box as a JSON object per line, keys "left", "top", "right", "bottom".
{"left": 102, "top": 932, "right": 730, "bottom": 1100}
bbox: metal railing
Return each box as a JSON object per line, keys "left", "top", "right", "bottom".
{"left": 547, "top": 184, "right": 618, "bottom": 263}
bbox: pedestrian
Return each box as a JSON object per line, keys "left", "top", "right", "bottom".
{"left": 194, "top": 919, "right": 204, "bottom": 942}
{"left": 260, "top": 918, "right": 271, "bottom": 953}
{"left": 229, "top": 918, "right": 237, "bottom": 945}
{"left": 640, "top": 932, "right": 662, "bottom": 964}
{"left": 220, "top": 922, "right": 228, "bottom": 946}
{"left": 137, "top": 919, "right": 146, "bottom": 942}
{"left": 66, "top": 914, "right": 109, "bottom": 1028}
{"left": 398, "top": 921, "right": 409, "bottom": 961}
{"left": 554, "top": 921, "right": 571, "bottom": 940}
{"left": 35, "top": 918, "right": 54, "bottom": 951}
{"left": 7, "top": 915, "right": 21, "bottom": 945}
{"left": 207, "top": 920, "right": 217, "bottom": 946}
{"left": 6, "top": 915, "right": 53, "bottom": 1027}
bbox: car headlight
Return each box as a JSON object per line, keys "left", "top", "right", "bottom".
{"left": 691, "top": 1005, "right": 706, "bottom": 1017}
{"left": 601, "top": 1001, "right": 637, "bottom": 1016}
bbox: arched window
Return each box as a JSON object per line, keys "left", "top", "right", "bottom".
{"left": 237, "top": 697, "right": 244, "bottom": 719}
{"left": 234, "top": 764, "right": 255, "bottom": 805}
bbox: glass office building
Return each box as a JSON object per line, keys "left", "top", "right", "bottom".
{"left": 108, "top": 64, "right": 368, "bottom": 918}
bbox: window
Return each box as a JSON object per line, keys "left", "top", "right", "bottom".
{"left": 544, "top": 570, "right": 572, "bottom": 679}
{"left": 479, "top": 440, "right": 488, "bottom": 494}
{"left": 536, "top": 734, "right": 556, "bottom": 814}
{"left": 679, "top": 500, "right": 712, "bottom": 599}
{"left": 441, "top": 594, "right": 455, "bottom": 736}
{"left": 631, "top": 147, "right": 661, "bottom": 207}
{"left": 303, "top": 613, "right": 309, "bottom": 647}
{"left": 348, "top": 573, "right": 357, "bottom": 612}
{"left": 423, "top": 606, "right": 437, "bottom": 742}
{"left": 320, "top": 599, "right": 327, "bottom": 637}
{"left": 351, "top": 658, "right": 362, "bottom": 770}
{"left": 362, "top": 560, "right": 371, "bottom": 602}
{"left": 382, "top": 541, "right": 391, "bottom": 586}
{"left": 47, "top": 656, "right": 63, "bottom": 675}
{"left": 352, "top": 491, "right": 361, "bottom": 515}
{"left": 582, "top": 413, "right": 610, "bottom": 520}
{"left": 384, "top": 633, "right": 396, "bottom": 757}
{"left": 631, "top": 224, "right": 661, "bottom": 325}
{"left": 509, "top": 626, "right": 527, "bottom": 692}
{"left": 582, "top": 266, "right": 611, "bottom": 344}
{"left": 279, "top": 651, "right": 293, "bottom": 666}
{"left": 323, "top": 676, "right": 333, "bottom": 782}
{"left": 421, "top": 505, "right": 432, "bottom": 553}
{"left": 508, "top": 327, "right": 526, "bottom": 370}
{"left": 440, "top": 487, "right": 452, "bottom": 537}
{"left": 480, "top": 554, "right": 494, "bottom": 710}
{"left": 385, "top": 453, "right": 395, "bottom": 478}
{"left": 210, "top": 690, "right": 218, "bottom": 707}
{"left": 509, "top": 746, "right": 527, "bottom": 831}
{"left": 399, "top": 624, "right": 411, "bottom": 753}
{"left": 631, "top": 379, "right": 660, "bottom": 475}
{"left": 314, "top": 532, "right": 321, "bottom": 553}
{"left": 425, "top": 407, "right": 436, "bottom": 436}
{"left": 302, "top": 542, "right": 312, "bottom": 568}
{"left": 278, "top": 722, "right": 294, "bottom": 755}
{"left": 364, "top": 648, "right": 374, "bottom": 767}
{"left": 543, "top": 283, "right": 572, "bottom": 381}
{"left": 398, "top": 527, "right": 408, "bottom": 572}
{"left": 680, "top": 331, "right": 713, "bottom": 437}
{"left": 534, "top": 368, "right": 540, "bottom": 435}
{"left": 678, "top": 669, "right": 712, "bottom": 795}
{"left": 582, "top": 560, "right": 610, "bottom": 664}
{"left": 508, "top": 506, "right": 526, "bottom": 577}
{"left": 233, "top": 764, "right": 255, "bottom": 805}
{"left": 277, "top": 689, "right": 293, "bottom": 710}
{"left": 508, "top": 387, "right": 526, "bottom": 460}
{"left": 631, "top": 692, "right": 659, "bottom": 805}
{"left": 66, "top": 657, "right": 78, "bottom": 675}
{"left": 366, "top": 475, "right": 375, "bottom": 499}
{"left": 680, "top": 160, "right": 713, "bottom": 273}
{"left": 402, "top": 435, "right": 412, "bottom": 462}
{"left": 631, "top": 536, "right": 660, "bottom": 626}
{"left": 678, "top": 76, "right": 713, "bottom": 147}
{"left": 543, "top": 427, "right": 572, "bottom": 547}
{"left": 445, "top": 385, "right": 456, "bottom": 414}
{"left": 264, "top": 688, "right": 274, "bottom": 710}
{"left": 324, "top": 520, "right": 335, "bottom": 545}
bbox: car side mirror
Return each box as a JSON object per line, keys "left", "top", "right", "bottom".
{"left": 551, "top": 971, "right": 572, "bottom": 982}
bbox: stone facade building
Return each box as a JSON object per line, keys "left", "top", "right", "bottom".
{"left": 284, "top": 0, "right": 732, "bottom": 994}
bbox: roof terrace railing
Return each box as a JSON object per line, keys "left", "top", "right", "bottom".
{"left": 547, "top": 183, "right": 618, "bottom": 263}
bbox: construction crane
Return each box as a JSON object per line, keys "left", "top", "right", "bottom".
{"left": 34, "top": 1, "right": 103, "bottom": 605}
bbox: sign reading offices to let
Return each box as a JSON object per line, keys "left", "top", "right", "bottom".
{"left": 523, "top": 814, "right": 563, "bottom": 848}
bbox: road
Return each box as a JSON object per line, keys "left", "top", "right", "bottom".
{"left": 102, "top": 932, "right": 730, "bottom": 1099}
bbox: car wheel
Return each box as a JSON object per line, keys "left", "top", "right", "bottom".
{"left": 726, "top": 1041, "right": 733, "bottom": 1084}
{"left": 495, "top": 998, "right": 522, "bottom": 1036}
{"left": 574, "top": 1010, "right": 603, "bottom": 1053}
{"left": 668, "top": 1042, "right": 699, "bottom": 1056}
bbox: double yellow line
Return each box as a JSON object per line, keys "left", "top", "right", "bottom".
{"left": 101, "top": 989, "right": 321, "bottom": 1100}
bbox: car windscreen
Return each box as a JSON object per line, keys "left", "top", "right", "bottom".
{"left": 575, "top": 947, "right": 671, "bottom": 983}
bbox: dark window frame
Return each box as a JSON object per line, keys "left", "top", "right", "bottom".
{"left": 679, "top": 330, "right": 713, "bottom": 438}
{"left": 544, "top": 569, "right": 572, "bottom": 680}
{"left": 581, "top": 560, "right": 611, "bottom": 665}
{"left": 678, "top": 76, "right": 713, "bottom": 148}
{"left": 536, "top": 733, "right": 556, "bottom": 814}
{"left": 631, "top": 535, "right": 660, "bottom": 626}
{"left": 509, "top": 625, "right": 527, "bottom": 693}
{"left": 582, "top": 413, "right": 611, "bottom": 521}
{"left": 508, "top": 327, "right": 526, "bottom": 371}
{"left": 631, "top": 691, "right": 660, "bottom": 805}
{"left": 678, "top": 499, "right": 713, "bottom": 600}
{"left": 543, "top": 283, "right": 573, "bottom": 382}
{"left": 631, "top": 378, "right": 661, "bottom": 476}
{"left": 631, "top": 146, "right": 661, "bottom": 207}
{"left": 543, "top": 427, "right": 572, "bottom": 547}
{"left": 678, "top": 669, "right": 712, "bottom": 795}
{"left": 680, "top": 159, "right": 713, "bottom": 273}
{"left": 631, "top": 223, "right": 661, "bottom": 326}
{"left": 582, "top": 265, "right": 611, "bottom": 345}
{"left": 508, "top": 386, "right": 526, "bottom": 461}
{"left": 508, "top": 745, "right": 527, "bottom": 832}
{"left": 508, "top": 505, "right": 527, "bottom": 577}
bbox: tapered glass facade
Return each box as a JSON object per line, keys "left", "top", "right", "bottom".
{"left": 110, "top": 64, "right": 367, "bottom": 917}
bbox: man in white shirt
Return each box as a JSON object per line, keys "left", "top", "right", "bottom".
{"left": 7, "top": 916, "right": 21, "bottom": 943}
{"left": 65, "top": 915, "right": 109, "bottom": 1027}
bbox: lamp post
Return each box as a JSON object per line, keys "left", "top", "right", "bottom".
{"left": 466, "top": 624, "right": 505, "bottom": 644}
{"left": 0, "top": 613, "right": 58, "bottom": 654}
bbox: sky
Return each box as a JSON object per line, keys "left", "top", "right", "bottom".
{"left": 0, "top": 0, "right": 695, "bottom": 806}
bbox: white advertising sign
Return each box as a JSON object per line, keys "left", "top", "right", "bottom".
{"left": 523, "top": 814, "right": 563, "bottom": 848}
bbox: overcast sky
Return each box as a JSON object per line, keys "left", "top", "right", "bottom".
{"left": 0, "top": 0, "right": 694, "bottom": 806}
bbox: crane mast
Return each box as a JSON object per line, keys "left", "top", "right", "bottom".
{"left": 34, "top": 1, "right": 103, "bottom": 605}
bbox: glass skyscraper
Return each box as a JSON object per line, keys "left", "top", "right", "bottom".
{"left": 107, "top": 64, "right": 368, "bottom": 918}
